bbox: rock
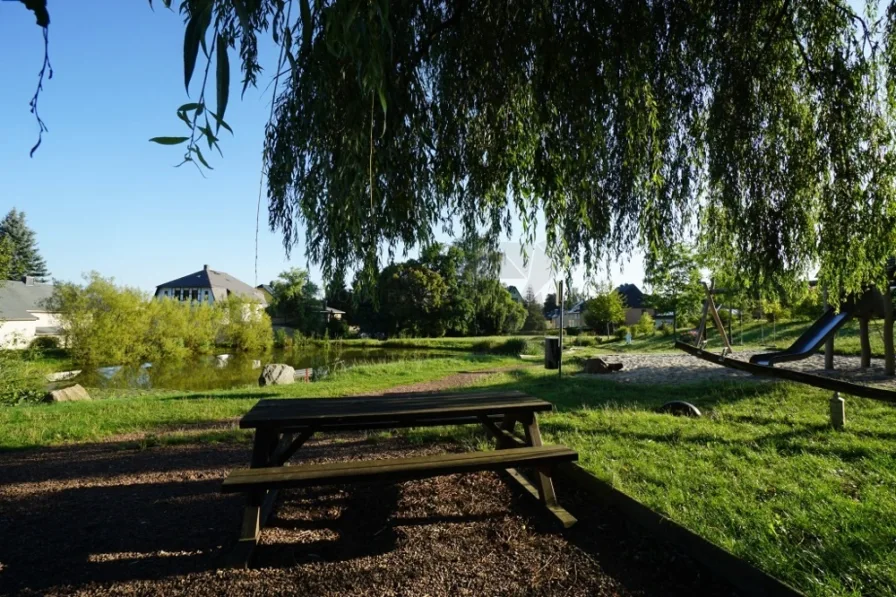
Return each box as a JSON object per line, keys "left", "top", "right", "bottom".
{"left": 45, "top": 370, "right": 81, "bottom": 383}
{"left": 582, "top": 357, "right": 623, "bottom": 374}
{"left": 45, "top": 384, "right": 90, "bottom": 403}
{"left": 657, "top": 401, "right": 702, "bottom": 417}
{"left": 259, "top": 364, "right": 295, "bottom": 386}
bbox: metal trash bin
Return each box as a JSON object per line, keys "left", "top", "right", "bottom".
{"left": 544, "top": 336, "right": 560, "bottom": 369}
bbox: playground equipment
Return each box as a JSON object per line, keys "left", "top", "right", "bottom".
{"left": 750, "top": 287, "right": 884, "bottom": 366}
{"left": 676, "top": 281, "right": 896, "bottom": 428}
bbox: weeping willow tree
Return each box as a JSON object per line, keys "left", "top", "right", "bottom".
{"left": 12, "top": 0, "right": 896, "bottom": 302}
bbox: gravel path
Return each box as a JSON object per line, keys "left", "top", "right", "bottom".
{"left": 580, "top": 350, "right": 896, "bottom": 388}
{"left": 0, "top": 435, "right": 737, "bottom": 596}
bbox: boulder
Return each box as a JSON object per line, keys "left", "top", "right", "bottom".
{"left": 258, "top": 364, "right": 296, "bottom": 386}
{"left": 45, "top": 384, "right": 90, "bottom": 403}
{"left": 582, "top": 357, "right": 623, "bottom": 374}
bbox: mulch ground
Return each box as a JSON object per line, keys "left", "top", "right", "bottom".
{"left": 0, "top": 433, "right": 738, "bottom": 596}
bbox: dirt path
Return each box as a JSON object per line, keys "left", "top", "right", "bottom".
{"left": 0, "top": 434, "right": 737, "bottom": 596}
{"left": 376, "top": 365, "right": 527, "bottom": 395}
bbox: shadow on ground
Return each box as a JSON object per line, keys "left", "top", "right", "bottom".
{"left": 0, "top": 433, "right": 737, "bottom": 596}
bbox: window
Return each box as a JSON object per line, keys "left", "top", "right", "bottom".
{"left": 191, "top": 289, "right": 199, "bottom": 301}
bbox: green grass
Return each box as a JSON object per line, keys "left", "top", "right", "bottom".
{"left": 397, "top": 366, "right": 896, "bottom": 597}
{"left": 0, "top": 355, "right": 524, "bottom": 449}
{"left": 329, "top": 335, "right": 544, "bottom": 353}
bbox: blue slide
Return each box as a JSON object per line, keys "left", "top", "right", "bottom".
{"left": 749, "top": 306, "right": 856, "bottom": 367}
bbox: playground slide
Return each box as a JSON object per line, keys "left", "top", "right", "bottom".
{"left": 749, "top": 307, "right": 855, "bottom": 367}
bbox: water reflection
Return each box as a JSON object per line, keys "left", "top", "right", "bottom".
{"left": 74, "top": 348, "right": 453, "bottom": 391}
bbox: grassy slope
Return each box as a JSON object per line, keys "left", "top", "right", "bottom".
{"left": 407, "top": 366, "right": 896, "bottom": 597}
{"left": 0, "top": 355, "right": 523, "bottom": 449}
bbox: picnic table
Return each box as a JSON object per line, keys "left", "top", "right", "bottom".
{"left": 222, "top": 389, "right": 578, "bottom": 567}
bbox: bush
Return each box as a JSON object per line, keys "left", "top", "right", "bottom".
{"left": 471, "top": 339, "right": 495, "bottom": 353}
{"left": 658, "top": 322, "right": 674, "bottom": 336}
{"left": 615, "top": 326, "right": 630, "bottom": 340}
{"left": 327, "top": 318, "right": 349, "bottom": 339}
{"left": 566, "top": 327, "right": 582, "bottom": 336}
{"left": 0, "top": 351, "right": 45, "bottom": 405}
{"left": 493, "top": 338, "right": 528, "bottom": 355}
{"left": 634, "top": 312, "right": 655, "bottom": 337}
{"left": 29, "top": 336, "right": 60, "bottom": 351}
{"left": 573, "top": 335, "right": 597, "bottom": 347}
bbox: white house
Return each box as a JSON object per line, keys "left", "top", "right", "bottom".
{"left": 154, "top": 265, "right": 267, "bottom": 306}
{"left": 0, "top": 276, "right": 61, "bottom": 349}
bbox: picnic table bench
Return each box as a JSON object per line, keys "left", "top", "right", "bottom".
{"left": 222, "top": 389, "right": 577, "bottom": 567}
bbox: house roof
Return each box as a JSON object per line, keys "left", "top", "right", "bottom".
{"left": 257, "top": 284, "right": 275, "bottom": 296}
{"left": 156, "top": 266, "right": 265, "bottom": 303}
{"left": 319, "top": 306, "right": 345, "bottom": 315}
{"left": 615, "top": 283, "right": 645, "bottom": 308}
{"left": 506, "top": 285, "right": 524, "bottom": 302}
{"left": 567, "top": 300, "right": 587, "bottom": 314}
{"left": 0, "top": 279, "right": 56, "bottom": 321}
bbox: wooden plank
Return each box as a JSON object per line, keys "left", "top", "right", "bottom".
{"left": 676, "top": 341, "right": 896, "bottom": 404}
{"left": 522, "top": 413, "right": 559, "bottom": 506}
{"left": 222, "top": 446, "right": 577, "bottom": 492}
{"left": 273, "top": 428, "right": 315, "bottom": 465}
{"left": 278, "top": 414, "right": 506, "bottom": 434}
{"left": 505, "top": 467, "right": 577, "bottom": 528}
{"left": 240, "top": 393, "right": 553, "bottom": 429}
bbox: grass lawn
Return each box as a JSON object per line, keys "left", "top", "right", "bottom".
{"left": 4, "top": 346, "right": 896, "bottom": 595}
{"left": 401, "top": 366, "right": 896, "bottom": 597}
{"left": 0, "top": 355, "right": 524, "bottom": 449}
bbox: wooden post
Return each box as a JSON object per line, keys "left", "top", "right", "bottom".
{"left": 830, "top": 392, "right": 845, "bottom": 430}
{"left": 860, "top": 318, "right": 871, "bottom": 369}
{"left": 824, "top": 286, "right": 834, "bottom": 370}
{"left": 885, "top": 285, "right": 894, "bottom": 376}
{"left": 558, "top": 281, "right": 563, "bottom": 379}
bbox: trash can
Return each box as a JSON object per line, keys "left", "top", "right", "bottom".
{"left": 544, "top": 337, "right": 560, "bottom": 369}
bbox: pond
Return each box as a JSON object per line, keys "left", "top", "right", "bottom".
{"left": 70, "top": 347, "right": 457, "bottom": 392}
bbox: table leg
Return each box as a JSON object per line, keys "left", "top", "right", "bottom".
{"left": 226, "top": 428, "right": 277, "bottom": 568}
{"left": 522, "top": 413, "right": 558, "bottom": 506}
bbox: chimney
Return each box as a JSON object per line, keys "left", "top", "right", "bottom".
{"left": 23, "top": 276, "right": 35, "bottom": 286}
{"left": 204, "top": 264, "right": 209, "bottom": 271}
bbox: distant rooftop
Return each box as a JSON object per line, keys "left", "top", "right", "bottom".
{"left": 156, "top": 265, "right": 265, "bottom": 303}
{"left": 0, "top": 277, "right": 56, "bottom": 321}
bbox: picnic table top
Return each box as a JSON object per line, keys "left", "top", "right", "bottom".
{"left": 239, "top": 389, "right": 552, "bottom": 429}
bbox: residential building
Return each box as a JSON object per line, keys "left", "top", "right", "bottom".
{"left": 0, "top": 276, "right": 61, "bottom": 349}
{"left": 255, "top": 284, "right": 275, "bottom": 304}
{"left": 155, "top": 265, "right": 267, "bottom": 306}
{"left": 615, "top": 283, "right": 655, "bottom": 326}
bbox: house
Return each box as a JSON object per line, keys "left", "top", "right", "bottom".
{"left": 548, "top": 300, "right": 587, "bottom": 329}
{"left": 0, "top": 276, "right": 62, "bottom": 349}
{"left": 506, "top": 285, "right": 524, "bottom": 303}
{"left": 255, "top": 284, "right": 275, "bottom": 304}
{"left": 615, "top": 283, "right": 655, "bottom": 326}
{"left": 155, "top": 265, "right": 267, "bottom": 306}
{"left": 319, "top": 306, "right": 345, "bottom": 322}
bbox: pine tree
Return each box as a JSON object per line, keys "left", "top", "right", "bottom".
{"left": 0, "top": 209, "right": 49, "bottom": 280}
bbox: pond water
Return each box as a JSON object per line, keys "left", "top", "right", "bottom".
{"left": 72, "top": 347, "right": 456, "bottom": 391}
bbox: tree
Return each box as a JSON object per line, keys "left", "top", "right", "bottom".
{"left": 543, "top": 293, "right": 558, "bottom": 318}
{"left": 377, "top": 262, "right": 448, "bottom": 337}
{"left": 643, "top": 243, "right": 704, "bottom": 331}
{"left": 0, "top": 209, "right": 49, "bottom": 280}
{"left": 13, "top": 1, "right": 896, "bottom": 304}
{"left": 584, "top": 287, "right": 626, "bottom": 335}
{"left": 521, "top": 286, "right": 545, "bottom": 332}
{"left": 269, "top": 268, "right": 322, "bottom": 335}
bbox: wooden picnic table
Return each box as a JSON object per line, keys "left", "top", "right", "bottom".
{"left": 225, "top": 389, "right": 577, "bottom": 567}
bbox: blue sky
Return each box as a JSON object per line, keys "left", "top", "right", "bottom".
{"left": 0, "top": 1, "right": 643, "bottom": 295}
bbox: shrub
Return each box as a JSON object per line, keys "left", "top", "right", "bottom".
{"left": 634, "top": 312, "right": 655, "bottom": 337}
{"left": 493, "top": 338, "right": 528, "bottom": 355}
{"left": 471, "top": 339, "right": 495, "bottom": 353}
{"left": 566, "top": 327, "right": 582, "bottom": 336}
{"left": 615, "top": 326, "right": 630, "bottom": 340}
{"left": 0, "top": 351, "right": 45, "bottom": 405}
{"left": 574, "top": 335, "right": 597, "bottom": 347}
{"left": 658, "top": 322, "right": 674, "bottom": 336}
{"left": 29, "top": 336, "right": 59, "bottom": 351}
{"left": 327, "top": 318, "right": 349, "bottom": 339}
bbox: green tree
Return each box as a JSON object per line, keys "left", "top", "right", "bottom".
{"left": 269, "top": 268, "right": 322, "bottom": 335}
{"left": 542, "top": 293, "right": 558, "bottom": 318}
{"left": 522, "top": 286, "right": 545, "bottom": 332}
{"left": 15, "top": 0, "right": 896, "bottom": 305}
{"left": 643, "top": 243, "right": 705, "bottom": 331}
{"left": 584, "top": 287, "right": 626, "bottom": 335}
{"left": 377, "top": 262, "right": 448, "bottom": 337}
{"left": 0, "top": 209, "right": 49, "bottom": 280}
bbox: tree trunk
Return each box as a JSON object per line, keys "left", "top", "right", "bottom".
{"left": 885, "top": 285, "right": 894, "bottom": 376}
{"left": 860, "top": 318, "right": 871, "bottom": 369}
